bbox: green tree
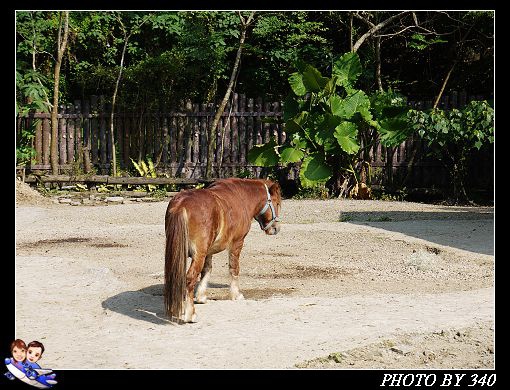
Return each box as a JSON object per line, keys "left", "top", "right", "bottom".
{"left": 408, "top": 101, "right": 494, "bottom": 203}
{"left": 247, "top": 52, "right": 412, "bottom": 196}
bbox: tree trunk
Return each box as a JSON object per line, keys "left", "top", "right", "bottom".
{"left": 50, "top": 11, "right": 69, "bottom": 175}
{"left": 352, "top": 12, "right": 408, "bottom": 53}
{"left": 375, "top": 36, "right": 383, "bottom": 92}
{"left": 110, "top": 32, "right": 129, "bottom": 177}
{"left": 206, "top": 11, "right": 255, "bottom": 179}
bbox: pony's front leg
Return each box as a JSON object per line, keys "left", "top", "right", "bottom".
{"left": 184, "top": 254, "right": 206, "bottom": 322}
{"left": 195, "top": 255, "right": 212, "bottom": 304}
{"left": 229, "top": 240, "right": 245, "bottom": 301}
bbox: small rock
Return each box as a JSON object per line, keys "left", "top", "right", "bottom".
{"left": 59, "top": 198, "right": 72, "bottom": 204}
{"left": 391, "top": 345, "right": 413, "bottom": 355}
{"left": 70, "top": 201, "right": 81, "bottom": 206}
{"left": 106, "top": 196, "right": 124, "bottom": 203}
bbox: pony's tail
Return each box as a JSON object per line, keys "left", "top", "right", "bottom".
{"left": 164, "top": 207, "right": 189, "bottom": 320}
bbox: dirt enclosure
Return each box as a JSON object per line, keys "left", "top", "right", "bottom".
{"left": 15, "top": 182, "right": 494, "bottom": 369}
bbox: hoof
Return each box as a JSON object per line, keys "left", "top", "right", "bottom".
{"left": 195, "top": 296, "right": 208, "bottom": 304}
{"left": 183, "top": 313, "right": 197, "bottom": 323}
{"left": 230, "top": 293, "right": 245, "bottom": 301}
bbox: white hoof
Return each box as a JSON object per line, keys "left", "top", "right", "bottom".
{"left": 195, "top": 295, "right": 208, "bottom": 304}
{"left": 183, "top": 310, "right": 197, "bottom": 323}
{"left": 230, "top": 292, "right": 245, "bottom": 301}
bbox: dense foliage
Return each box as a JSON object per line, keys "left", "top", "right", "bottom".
{"left": 15, "top": 11, "right": 494, "bottom": 201}
{"left": 16, "top": 11, "right": 494, "bottom": 109}
{"left": 247, "top": 52, "right": 413, "bottom": 193}
{"left": 408, "top": 101, "right": 494, "bottom": 202}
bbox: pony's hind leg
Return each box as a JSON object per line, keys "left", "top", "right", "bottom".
{"left": 229, "top": 240, "right": 245, "bottom": 301}
{"left": 195, "top": 255, "right": 212, "bottom": 304}
{"left": 184, "top": 253, "right": 206, "bottom": 322}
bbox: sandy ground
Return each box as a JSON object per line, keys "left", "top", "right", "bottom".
{"left": 14, "top": 182, "right": 494, "bottom": 369}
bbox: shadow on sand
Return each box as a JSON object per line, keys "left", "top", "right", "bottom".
{"left": 337, "top": 208, "right": 493, "bottom": 255}
{"left": 101, "top": 282, "right": 230, "bottom": 325}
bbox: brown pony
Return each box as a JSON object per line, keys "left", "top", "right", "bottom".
{"left": 164, "top": 178, "right": 282, "bottom": 323}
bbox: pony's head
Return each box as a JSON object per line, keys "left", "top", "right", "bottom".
{"left": 256, "top": 181, "right": 282, "bottom": 235}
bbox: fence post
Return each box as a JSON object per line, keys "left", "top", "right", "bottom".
{"left": 35, "top": 112, "right": 43, "bottom": 165}
{"left": 192, "top": 103, "right": 200, "bottom": 164}
{"left": 67, "top": 103, "right": 75, "bottom": 164}
{"left": 58, "top": 104, "right": 67, "bottom": 165}
{"left": 239, "top": 94, "right": 247, "bottom": 164}
{"left": 90, "top": 95, "right": 99, "bottom": 166}
{"left": 42, "top": 113, "right": 51, "bottom": 166}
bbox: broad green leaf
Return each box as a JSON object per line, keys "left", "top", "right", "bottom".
{"left": 288, "top": 72, "right": 307, "bottom": 96}
{"left": 334, "top": 90, "right": 370, "bottom": 119}
{"left": 329, "top": 95, "right": 344, "bottom": 116}
{"left": 299, "top": 154, "right": 332, "bottom": 187}
{"left": 283, "top": 93, "right": 300, "bottom": 121}
{"left": 285, "top": 111, "right": 309, "bottom": 134}
{"left": 332, "top": 52, "right": 362, "bottom": 87}
{"left": 324, "top": 76, "right": 338, "bottom": 95}
{"left": 280, "top": 146, "right": 304, "bottom": 163}
{"left": 302, "top": 65, "right": 328, "bottom": 93}
{"left": 290, "top": 133, "right": 308, "bottom": 149}
{"left": 378, "top": 118, "right": 412, "bottom": 147}
{"left": 334, "top": 122, "right": 359, "bottom": 154}
{"left": 247, "top": 138, "right": 280, "bottom": 167}
{"left": 315, "top": 114, "right": 341, "bottom": 149}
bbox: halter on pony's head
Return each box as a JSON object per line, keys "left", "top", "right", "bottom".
{"left": 255, "top": 183, "right": 281, "bottom": 231}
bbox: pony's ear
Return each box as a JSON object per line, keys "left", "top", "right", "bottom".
{"left": 269, "top": 181, "right": 281, "bottom": 198}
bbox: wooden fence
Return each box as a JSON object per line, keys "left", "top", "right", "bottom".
{"left": 16, "top": 90, "right": 493, "bottom": 191}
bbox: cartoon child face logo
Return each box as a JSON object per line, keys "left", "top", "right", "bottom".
{"left": 4, "top": 339, "right": 57, "bottom": 388}
{"left": 27, "top": 345, "right": 43, "bottom": 365}
{"left": 11, "top": 342, "right": 26, "bottom": 363}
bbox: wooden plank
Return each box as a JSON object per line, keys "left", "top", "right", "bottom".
{"left": 170, "top": 115, "right": 177, "bottom": 165}
{"left": 105, "top": 103, "right": 113, "bottom": 166}
{"left": 177, "top": 102, "right": 185, "bottom": 167}
{"left": 256, "top": 97, "right": 263, "bottom": 145}
{"left": 263, "top": 101, "right": 271, "bottom": 143}
{"left": 24, "top": 174, "right": 110, "bottom": 183}
{"left": 23, "top": 174, "right": 215, "bottom": 185}
{"left": 74, "top": 100, "right": 83, "bottom": 167}
{"left": 247, "top": 97, "right": 255, "bottom": 153}
{"left": 19, "top": 111, "right": 285, "bottom": 119}
{"left": 90, "top": 96, "right": 99, "bottom": 165}
{"left": 146, "top": 112, "right": 153, "bottom": 161}
{"left": 223, "top": 98, "right": 231, "bottom": 165}
{"left": 162, "top": 115, "right": 169, "bottom": 166}
{"left": 200, "top": 103, "right": 208, "bottom": 164}
{"left": 82, "top": 99, "right": 91, "bottom": 151}
{"left": 35, "top": 114, "right": 43, "bottom": 164}
{"left": 273, "top": 101, "right": 281, "bottom": 143}
{"left": 123, "top": 114, "right": 131, "bottom": 168}
{"left": 231, "top": 93, "right": 239, "bottom": 164}
{"left": 58, "top": 104, "right": 67, "bottom": 164}
{"left": 99, "top": 97, "right": 107, "bottom": 168}
{"left": 192, "top": 103, "right": 200, "bottom": 163}
{"left": 185, "top": 100, "right": 193, "bottom": 164}
{"left": 66, "top": 103, "right": 75, "bottom": 163}
{"left": 115, "top": 112, "right": 123, "bottom": 169}
{"left": 42, "top": 116, "right": 51, "bottom": 165}
{"left": 239, "top": 94, "right": 246, "bottom": 164}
